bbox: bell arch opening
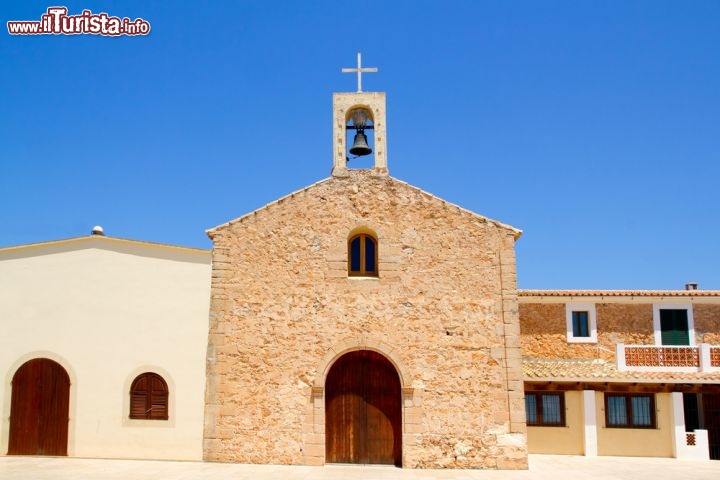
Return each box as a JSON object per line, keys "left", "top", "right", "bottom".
{"left": 345, "top": 105, "right": 376, "bottom": 168}
{"left": 332, "top": 92, "right": 388, "bottom": 176}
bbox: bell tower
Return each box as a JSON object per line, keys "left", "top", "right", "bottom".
{"left": 331, "top": 53, "right": 388, "bottom": 177}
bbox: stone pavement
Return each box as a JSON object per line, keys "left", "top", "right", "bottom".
{"left": 1, "top": 454, "right": 719, "bottom": 480}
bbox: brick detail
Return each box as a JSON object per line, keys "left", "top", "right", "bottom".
{"left": 625, "top": 346, "right": 700, "bottom": 367}
{"left": 712, "top": 347, "right": 720, "bottom": 367}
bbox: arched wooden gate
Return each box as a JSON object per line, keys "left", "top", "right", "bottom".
{"left": 8, "top": 358, "right": 70, "bottom": 456}
{"left": 325, "top": 350, "right": 401, "bottom": 466}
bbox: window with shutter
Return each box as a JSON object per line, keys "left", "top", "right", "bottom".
{"left": 129, "top": 372, "right": 169, "bottom": 420}
{"left": 659, "top": 309, "right": 690, "bottom": 346}
{"left": 653, "top": 304, "right": 694, "bottom": 346}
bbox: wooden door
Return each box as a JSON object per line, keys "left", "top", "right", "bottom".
{"left": 704, "top": 393, "right": 720, "bottom": 460}
{"left": 325, "top": 350, "right": 401, "bottom": 466}
{"left": 8, "top": 358, "right": 70, "bottom": 456}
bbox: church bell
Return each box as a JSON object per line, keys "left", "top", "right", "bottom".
{"left": 349, "top": 130, "right": 372, "bottom": 156}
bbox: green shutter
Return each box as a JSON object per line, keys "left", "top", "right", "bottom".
{"left": 660, "top": 309, "right": 689, "bottom": 346}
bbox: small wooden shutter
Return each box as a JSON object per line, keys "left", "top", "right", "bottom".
{"left": 149, "top": 375, "right": 169, "bottom": 420}
{"left": 130, "top": 373, "right": 168, "bottom": 420}
{"left": 130, "top": 376, "right": 148, "bottom": 419}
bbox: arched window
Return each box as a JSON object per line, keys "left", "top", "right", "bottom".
{"left": 348, "top": 233, "right": 378, "bottom": 277}
{"left": 129, "top": 372, "right": 169, "bottom": 420}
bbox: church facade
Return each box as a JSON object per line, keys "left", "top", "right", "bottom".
{"left": 203, "top": 173, "right": 526, "bottom": 468}
{"left": 201, "top": 90, "right": 526, "bottom": 468}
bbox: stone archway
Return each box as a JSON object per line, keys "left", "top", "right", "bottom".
{"left": 301, "top": 337, "right": 418, "bottom": 467}
{"left": 325, "top": 350, "right": 401, "bottom": 466}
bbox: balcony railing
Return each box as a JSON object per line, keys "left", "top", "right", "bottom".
{"left": 617, "top": 343, "right": 720, "bottom": 372}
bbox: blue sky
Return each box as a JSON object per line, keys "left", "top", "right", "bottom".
{"left": 2, "top": 1, "right": 719, "bottom": 289}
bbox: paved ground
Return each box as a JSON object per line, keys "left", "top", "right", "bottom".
{"left": 1, "top": 454, "right": 719, "bottom": 480}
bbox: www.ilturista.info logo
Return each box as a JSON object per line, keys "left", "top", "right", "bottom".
{"left": 7, "top": 7, "right": 151, "bottom": 36}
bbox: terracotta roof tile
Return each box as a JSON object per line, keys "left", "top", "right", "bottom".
{"left": 523, "top": 358, "right": 720, "bottom": 383}
{"left": 519, "top": 289, "right": 720, "bottom": 297}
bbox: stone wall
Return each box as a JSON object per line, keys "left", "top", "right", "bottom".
{"left": 204, "top": 170, "right": 527, "bottom": 469}
{"left": 694, "top": 304, "right": 720, "bottom": 344}
{"left": 520, "top": 303, "right": 653, "bottom": 359}
{"left": 520, "top": 301, "right": 720, "bottom": 358}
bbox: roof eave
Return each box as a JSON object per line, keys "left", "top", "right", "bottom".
{"left": 0, "top": 235, "right": 210, "bottom": 255}
{"left": 205, "top": 174, "right": 523, "bottom": 240}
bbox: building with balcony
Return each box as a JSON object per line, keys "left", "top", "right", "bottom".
{"left": 519, "top": 289, "right": 720, "bottom": 460}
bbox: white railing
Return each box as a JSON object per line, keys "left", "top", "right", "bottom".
{"left": 617, "top": 343, "right": 720, "bottom": 372}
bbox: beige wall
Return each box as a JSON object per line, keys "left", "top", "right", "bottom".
{"left": 205, "top": 171, "right": 527, "bottom": 469}
{"left": 0, "top": 237, "right": 211, "bottom": 460}
{"left": 596, "top": 392, "right": 673, "bottom": 457}
{"left": 527, "top": 390, "right": 676, "bottom": 458}
{"left": 527, "top": 391, "right": 584, "bottom": 454}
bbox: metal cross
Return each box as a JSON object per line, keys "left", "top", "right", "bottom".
{"left": 341, "top": 52, "right": 378, "bottom": 92}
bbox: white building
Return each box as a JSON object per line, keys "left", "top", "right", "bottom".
{"left": 0, "top": 232, "right": 210, "bottom": 460}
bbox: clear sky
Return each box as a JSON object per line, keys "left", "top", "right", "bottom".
{"left": 2, "top": 1, "right": 719, "bottom": 290}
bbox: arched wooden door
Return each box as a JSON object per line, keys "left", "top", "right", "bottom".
{"left": 325, "top": 350, "right": 401, "bottom": 466}
{"left": 8, "top": 358, "right": 70, "bottom": 456}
